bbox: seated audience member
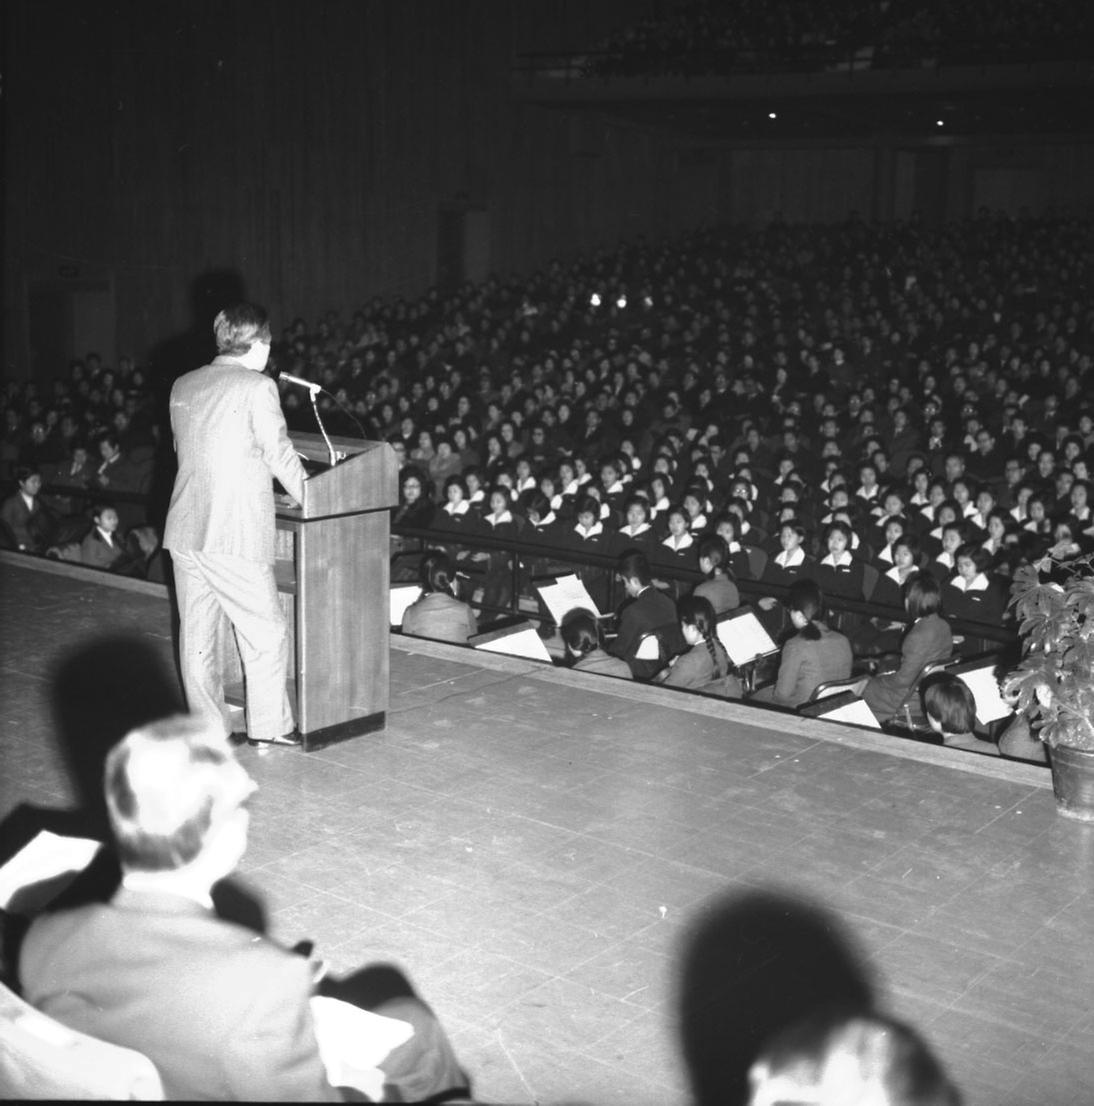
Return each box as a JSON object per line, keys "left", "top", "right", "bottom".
{"left": 872, "top": 534, "right": 922, "bottom": 610}
{"left": 392, "top": 467, "right": 435, "bottom": 529}
{"left": 942, "top": 545, "right": 1004, "bottom": 623}
{"left": 761, "top": 521, "right": 814, "bottom": 588}
{"left": 713, "top": 513, "right": 754, "bottom": 580}
{"left": 922, "top": 673, "right": 1000, "bottom": 756}
{"left": 692, "top": 535, "right": 740, "bottom": 614}
{"left": 655, "top": 502, "right": 696, "bottom": 566}
{"left": 401, "top": 551, "right": 478, "bottom": 644}
{"left": 0, "top": 465, "right": 55, "bottom": 552}
{"left": 126, "top": 524, "right": 168, "bottom": 583}
{"left": 561, "top": 608, "right": 632, "bottom": 679}
{"left": 473, "top": 484, "right": 520, "bottom": 614}
{"left": 522, "top": 491, "right": 565, "bottom": 544}
{"left": 79, "top": 501, "right": 125, "bottom": 570}
{"left": 611, "top": 549, "right": 683, "bottom": 679}
{"left": 18, "top": 714, "right": 468, "bottom": 1102}
{"left": 567, "top": 493, "right": 613, "bottom": 611}
{"left": 863, "top": 573, "right": 953, "bottom": 723}
{"left": 815, "top": 521, "right": 865, "bottom": 602}
{"left": 751, "top": 579, "right": 852, "bottom": 708}
{"left": 746, "top": 1009, "right": 961, "bottom": 1106}
{"left": 93, "top": 431, "right": 151, "bottom": 531}
{"left": 655, "top": 595, "right": 741, "bottom": 697}
{"left": 614, "top": 493, "right": 657, "bottom": 555}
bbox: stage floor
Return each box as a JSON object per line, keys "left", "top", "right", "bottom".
{"left": 1, "top": 559, "right": 1091, "bottom": 1105}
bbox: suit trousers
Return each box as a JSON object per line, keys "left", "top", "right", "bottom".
{"left": 172, "top": 550, "right": 294, "bottom": 742}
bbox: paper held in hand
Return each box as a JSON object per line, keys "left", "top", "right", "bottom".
{"left": 0, "top": 830, "right": 102, "bottom": 915}
{"left": 534, "top": 574, "right": 603, "bottom": 624}
{"left": 715, "top": 608, "right": 778, "bottom": 667}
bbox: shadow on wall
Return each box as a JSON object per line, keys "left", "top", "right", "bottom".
{"left": 49, "top": 633, "right": 187, "bottom": 834}
{"left": 678, "top": 886, "right": 877, "bottom": 1106}
{"left": 144, "top": 269, "right": 249, "bottom": 529}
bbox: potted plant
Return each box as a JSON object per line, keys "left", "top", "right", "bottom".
{"left": 1004, "top": 551, "right": 1094, "bottom": 821}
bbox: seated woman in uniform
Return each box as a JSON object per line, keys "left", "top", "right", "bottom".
{"left": 692, "top": 535, "right": 740, "bottom": 614}
{"left": 400, "top": 551, "right": 479, "bottom": 645}
{"left": 560, "top": 609, "right": 632, "bottom": 679}
{"left": 613, "top": 493, "right": 657, "bottom": 556}
{"left": 813, "top": 520, "right": 866, "bottom": 604}
{"left": 751, "top": 578, "right": 853, "bottom": 708}
{"left": 862, "top": 573, "right": 953, "bottom": 724}
{"left": 655, "top": 595, "right": 741, "bottom": 698}
{"left": 942, "top": 544, "right": 1005, "bottom": 625}
{"left": 567, "top": 493, "right": 613, "bottom": 612}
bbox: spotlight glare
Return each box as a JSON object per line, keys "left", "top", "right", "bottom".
{"left": 768, "top": 111, "right": 777, "bottom": 120}
{"left": 616, "top": 295, "right": 627, "bottom": 309}
{"left": 936, "top": 119, "right": 944, "bottom": 127}
{"left": 590, "top": 292, "right": 601, "bottom": 307}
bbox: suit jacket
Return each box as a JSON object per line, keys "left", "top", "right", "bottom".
{"left": 79, "top": 527, "right": 123, "bottom": 570}
{"left": 19, "top": 887, "right": 339, "bottom": 1101}
{"left": 573, "top": 648, "right": 633, "bottom": 679}
{"left": 770, "top": 626, "right": 853, "bottom": 707}
{"left": 0, "top": 492, "right": 52, "bottom": 551}
{"left": 164, "top": 357, "right": 306, "bottom": 564}
{"left": 401, "top": 590, "right": 479, "bottom": 644}
{"left": 611, "top": 586, "right": 681, "bottom": 679}
{"left": 863, "top": 612, "right": 953, "bottom": 721}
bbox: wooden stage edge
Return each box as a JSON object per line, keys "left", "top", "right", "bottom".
{"left": 1, "top": 550, "right": 1049, "bottom": 791}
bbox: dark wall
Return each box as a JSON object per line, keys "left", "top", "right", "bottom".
{"left": 2, "top": 0, "right": 674, "bottom": 376}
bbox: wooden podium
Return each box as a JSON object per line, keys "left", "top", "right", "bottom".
{"left": 272, "top": 431, "right": 398, "bottom": 751}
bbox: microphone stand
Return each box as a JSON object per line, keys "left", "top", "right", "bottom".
{"left": 306, "top": 388, "right": 337, "bottom": 468}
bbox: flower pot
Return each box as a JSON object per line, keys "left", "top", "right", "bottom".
{"left": 1049, "top": 744, "right": 1094, "bottom": 823}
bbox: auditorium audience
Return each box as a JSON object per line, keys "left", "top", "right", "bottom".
{"left": 4, "top": 209, "right": 1092, "bottom": 749}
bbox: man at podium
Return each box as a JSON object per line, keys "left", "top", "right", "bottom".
{"left": 164, "top": 302, "right": 307, "bottom": 747}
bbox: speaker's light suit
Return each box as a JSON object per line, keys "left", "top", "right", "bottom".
{"left": 164, "top": 357, "right": 306, "bottom": 741}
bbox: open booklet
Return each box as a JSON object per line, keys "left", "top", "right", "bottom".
{"left": 0, "top": 830, "right": 103, "bottom": 916}
{"left": 389, "top": 584, "right": 423, "bottom": 627}
{"left": 309, "top": 996, "right": 413, "bottom": 1099}
{"left": 470, "top": 618, "right": 553, "bottom": 662}
{"left": 534, "top": 574, "right": 604, "bottom": 624}
{"left": 715, "top": 607, "right": 778, "bottom": 667}
{"left": 949, "top": 659, "right": 1015, "bottom": 726}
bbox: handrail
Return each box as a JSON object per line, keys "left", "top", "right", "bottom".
{"left": 17, "top": 474, "right": 1017, "bottom": 650}
{"left": 391, "top": 520, "right": 1020, "bottom": 648}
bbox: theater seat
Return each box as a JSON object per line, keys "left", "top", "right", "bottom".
{"left": 0, "top": 981, "right": 163, "bottom": 1100}
{"left": 804, "top": 675, "right": 871, "bottom": 704}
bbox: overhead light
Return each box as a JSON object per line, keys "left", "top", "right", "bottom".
{"left": 936, "top": 119, "right": 945, "bottom": 127}
{"left": 590, "top": 293, "right": 601, "bottom": 307}
{"left": 768, "top": 112, "right": 777, "bottom": 120}
{"left": 616, "top": 294, "right": 627, "bottom": 309}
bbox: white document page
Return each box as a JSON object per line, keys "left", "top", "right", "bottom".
{"left": 0, "top": 830, "right": 102, "bottom": 912}
{"left": 716, "top": 610, "right": 777, "bottom": 667}
{"left": 957, "top": 665, "right": 1015, "bottom": 725}
{"left": 389, "top": 585, "right": 423, "bottom": 627}
{"left": 473, "top": 625, "right": 552, "bottom": 662}
{"left": 536, "top": 574, "right": 603, "bottom": 623}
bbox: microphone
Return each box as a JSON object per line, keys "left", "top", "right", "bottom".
{"left": 279, "top": 371, "right": 322, "bottom": 395}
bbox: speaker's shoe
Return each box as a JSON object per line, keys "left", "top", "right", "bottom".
{"left": 248, "top": 730, "right": 302, "bottom": 748}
